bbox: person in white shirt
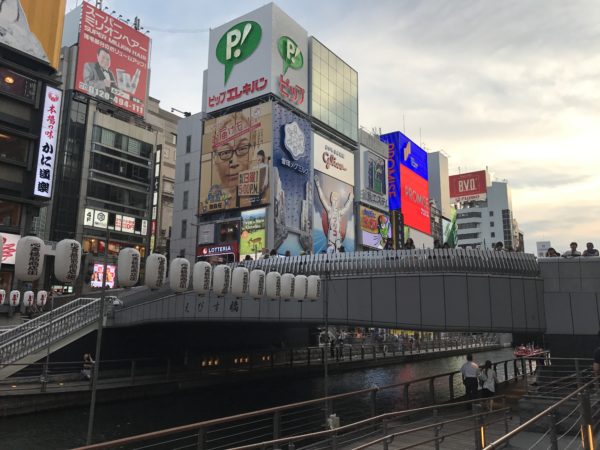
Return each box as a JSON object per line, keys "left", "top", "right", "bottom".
{"left": 460, "top": 353, "right": 480, "bottom": 402}
{"left": 479, "top": 360, "right": 498, "bottom": 410}
{"left": 563, "top": 242, "right": 582, "bottom": 258}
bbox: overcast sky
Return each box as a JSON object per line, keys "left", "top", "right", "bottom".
{"left": 66, "top": 0, "right": 600, "bottom": 254}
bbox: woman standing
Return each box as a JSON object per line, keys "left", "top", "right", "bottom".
{"left": 479, "top": 360, "right": 498, "bottom": 408}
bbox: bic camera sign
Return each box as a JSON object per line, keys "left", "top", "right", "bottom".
{"left": 215, "top": 21, "right": 304, "bottom": 83}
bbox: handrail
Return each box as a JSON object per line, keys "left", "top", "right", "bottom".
{"left": 0, "top": 298, "right": 104, "bottom": 369}
{"left": 482, "top": 375, "right": 599, "bottom": 449}
{"left": 238, "top": 249, "right": 540, "bottom": 278}
{"left": 74, "top": 354, "right": 541, "bottom": 450}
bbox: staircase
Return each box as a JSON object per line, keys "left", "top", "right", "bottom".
{"left": 0, "top": 297, "right": 106, "bottom": 380}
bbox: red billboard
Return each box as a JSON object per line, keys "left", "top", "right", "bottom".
{"left": 449, "top": 170, "right": 487, "bottom": 203}
{"left": 74, "top": 2, "right": 150, "bottom": 116}
{"left": 400, "top": 165, "right": 430, "bottom": 235}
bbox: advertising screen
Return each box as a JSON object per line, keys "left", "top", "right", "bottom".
{"left": 313, "top": 171, "right": 354, "bottom": 253}
{"left": 360, "top": 146, "right": 388, "bottom": 210}
{"left": 313, "top": 133, "right": 354, "bottom": 185}
{"left": 199, "top": 103, "right": 272, "bottom": 214}
{"left": 205, "top": 4, "right": 308, "bottom": 114}
{"left": 1, "top": 233, "right": 20, "bottom": 265}
{"left": 272, "top": 103, "right": 312, "bottom": 254}
{"left": 240, "top": 208, "right": 266, "bottom": 260}
{"left": 449, "top": 170, "right": 488, "bottom": 203}
{"left": 90, "top": 263, "right": 116, "bottom": 289}
{"left": 74, "top": 2, "right": 150, "bottom": 116}
{"left": 0, "top": 0, "right": 66, "bottom": 68}
{"left": 359, "top": 205, "right": 391, "bottom": 249}
{"left": 443, "top": 207, "right": 457, "bottom": 247}
{"left": 400, "top": 165, "right": 431, "bottom": 235}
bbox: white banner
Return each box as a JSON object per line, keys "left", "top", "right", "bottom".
{"left": 313, "top": 133, "right": 355, "bottom": 185}
{"left": 33, "top": 86, "right": 62, "bottom": 198}
{"left": 93, "top": 210, "right": 108, "bottom": 229}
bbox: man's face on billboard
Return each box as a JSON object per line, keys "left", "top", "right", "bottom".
{"left": 97, "top": 49, "right": 111, "bottom": 69}
{"left": 213, "top": 113, "right": 253, "bottom": 189}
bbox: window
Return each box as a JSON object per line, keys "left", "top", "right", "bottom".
{"left": 0, "top": 132, "right": 29, "bottom": 163}
{"left": 0, "top": 200, "right": 21, "bottom": 227}
{"left": 490, "top": 221, "right": 495, "bottom": 227}
{"left": 184, "top": 162, "right": 190, "bottom": 181}
{"left": 457, "top": 232, "right": 480, "bottom": 240}
{"left": 491, "top": 232, "right": 496, "bottom": 238}
{"left": 171, "top": 133, "right": 177, "bottom": 145}
{"left": 366, "top": 153, "right": 385, "bottom": 194}
{"left": 181, "top": 219, "right": 187, "bottom": 238}
{"left": 186, "top": 135, "right": 191, "bottom": 153}
{"left": 182, "top": 190, "right": 189, "bottom": 210}
{"left": 489, "top": 211, "right": 494, "bottom": 217}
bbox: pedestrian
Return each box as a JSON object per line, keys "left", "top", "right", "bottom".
{"left": 338, "top": 245, "right": 346, "bottom": 253}
{"left": 562, "top": 242, "right": 581, "bottom": 258}
{"left": 244, "top": 255, "right": 253, "bottom": 261}
{"left": 404, "top": 238, "right": 416, "bottom": 249}
{"left": 545, "top": 248, "right": 560, "bottom": 257}
{"left": 326, "top": 242, "right": 335, "bottom": 254}
{"left": 478, "top": 360, "right": 498, "bottom": 400}
{"left": 493, "top": 241, "right": 504, "bottom": 251}
{"left": 583, "top": 242, "right": 599, "bottom": 257}
{"left": 284, "top": 250, "right": 291, "bottom": 257}
{"left": 82, "top": 353, "right": 94, "bottom": 380}
{"left": 460, "top": 353, "right": 480, "bottom": 404}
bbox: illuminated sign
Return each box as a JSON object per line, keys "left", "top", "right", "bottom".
{"left": 197, "top": 243, "right": 239, "bottom": 256}
{"left": 33, "top": 86, "right": 62, "bottom": 198}
{"left": 1, "top": 233, "right": 20, "bottom": 265}
{"left": 400, "top": 165, "right": 431, "bottom": 235}
{"left": 359, "top": 205, "right": 391, "bottom": 250}
{"left": 313, "top": 133, "right": 354, "bottom": 185}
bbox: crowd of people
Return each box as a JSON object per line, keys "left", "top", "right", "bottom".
{"left": 544, "top": 242, "right": 599, "bottom": 258}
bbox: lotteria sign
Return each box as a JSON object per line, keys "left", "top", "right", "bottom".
{"left": 197, "top": 243, "right": 239, "bottom": 257}
{"left": 206, "top": 3, "right": 308, "bottom": 114}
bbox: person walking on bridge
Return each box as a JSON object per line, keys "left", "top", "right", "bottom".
{"left": 461, "top": 353, "right": 480, "bottom": 404}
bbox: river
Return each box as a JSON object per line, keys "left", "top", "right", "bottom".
{"left": 0, "top": 348, "right": 516, "bottom": 449}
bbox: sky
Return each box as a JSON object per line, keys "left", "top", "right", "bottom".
{"left": 65, "top": 0, "right": 600, "bottom": 254}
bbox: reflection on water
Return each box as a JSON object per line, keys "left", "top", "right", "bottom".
{"left": 0, "top": 348, "right": 515, "bottom": 450}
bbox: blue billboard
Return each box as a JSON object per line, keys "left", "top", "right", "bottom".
{"left": 272, "top": 103, "right": 313, "bottom": 255}
{"left": 380, "top": 131, "right": 428, "bottom": 211}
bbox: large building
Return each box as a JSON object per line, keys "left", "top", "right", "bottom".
{"left": 0, "top": 0, "right": 66, "bottom": 295}
{"left": 451, "top": 171, "right": 523, "bottom": 250}
{"left": 47, "top": 3, "right": 171, "bottom": 292}
{"left": 172, "top": 3, "right": 361, "bottom": 262}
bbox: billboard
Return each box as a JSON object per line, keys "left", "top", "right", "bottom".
{"left": 199, "top": 103, "right": 272, "bottom": 214}
{"left": 74, "top": 2, "right": 150, "bottom": 116}
{"left": 313, "top": 133, "right": 355, "bottom": 185}
{"left": 0, "top": 0, "right": 66, "bottom": 68}
{"left": 206, "top": 4, "right": 308, "bottom": 114}
{"left": 33, "top": 86, "right": 62, "bottom": 198}
{"left": 381, "top": 131, "right": 428, "bottom": 211}
{"left": 90, "top": 263, "right": 116, "bottom": 289}
{"left": 240, "top": 208, "right": 266, "bottom": 260}
{"left": 272, "top": 103, "right": 312, "bottom": 254}
{"left": 401, "top": 165, "right": 430, "bottom": 235}
{"left": 1, "top": 233, "right": 20, "bottom": 265}
{"left": 360, "top": 146, "right": 388, "bottom": 210}
{"left": 449, "top": 170, "right": 488, "bottom": 203}
{"left": 313, "top": 171, "right": 354, "bottom": 253}
{"left": 442, "top": 207, "right": 457, "bottom": 247}
{"left": 359, "top": 205, "right": 391, "bottom": 250}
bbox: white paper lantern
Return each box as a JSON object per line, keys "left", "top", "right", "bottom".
{"left": 9, "top": 290, "right": 20, "bottom": 306}
{"left": 280, "top": 273, "right": 295, "bottom": 300}
{"left": 117, "top": 248, "right": 141, "bottom": 288}
{"left": 231, "top": 267, "right": 249, "bottom": 297}
{"left": 169, "top": 258, "right": 190, "bottom": 292}
{"left": 249, "top": 270, "right": 265, "bottom": 298}
{"left": 0, "top": 289, "right": 5, "bottom": 306}
{"left": 193, "top": 261, "right": 212, "bottom": 295}
{"left": 307, "top": 275, "right": 322, "bottom": 301}
{"left": 294, "top": 275, "right": 308, "bottom": 301}
{"left": 36, "top": 290, "right": 48, "bottom": 307}
{"left": 15, "top": 236, "right": 45, "bottom": 281}
{"left": 265, "top": 272, "right": 281, "bottom": 300}
{"left": 212, "top": 265, "right": 231, "bottom": 296}
{"left": 23, "top": 291, "right": 34, "bottom": 307}
{"left": 54, "top": 239, "right": 81, "bottom": 283}
{"left": 145, "top": 254, "right": 167, "bottom": 289}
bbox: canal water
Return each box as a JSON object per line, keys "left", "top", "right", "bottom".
{"left": 0, "top": 348, "right": 515, "bottom": 449}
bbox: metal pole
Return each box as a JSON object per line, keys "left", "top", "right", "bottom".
{"left": 86, "top": 229, "right": 109, "bottom": 445}
{"left": 40, "top": 293, "right": 54, "bottom": 392}
{"left": 323, "top": 269, "right": 329, "bottom": 399}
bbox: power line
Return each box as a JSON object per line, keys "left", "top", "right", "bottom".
{"left": 145, "top": 26, "right": 210, "bottom": 34}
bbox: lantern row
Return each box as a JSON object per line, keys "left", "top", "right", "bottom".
{"left": 3, "top": 237, "right": 321, "bottom": 302}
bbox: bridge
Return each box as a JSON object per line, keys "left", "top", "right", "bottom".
{"left": 1, "top": 250, "right": 599, "bottom": 380}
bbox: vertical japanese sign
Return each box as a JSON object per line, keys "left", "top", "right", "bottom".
{"left": 74, "top": 2, "right": 150, "bottom": 116}
{"left": 33, "top": 86, "right": 62, "bottom": 198}
{"left": 240, "top": 208, "right": 266, "bottom": 260}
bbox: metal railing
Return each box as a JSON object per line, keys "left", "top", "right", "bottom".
{"left": 239, "top": 249, "right": 540, "bottom": 278}
{"left": 0, "top": 298, "right": 103, "bottom": 369}
{"left": 483, "top": 375, "right": 599, "bottom": 450}
{"left": 74, "top": 355, "right": 539, "bottom": 449}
